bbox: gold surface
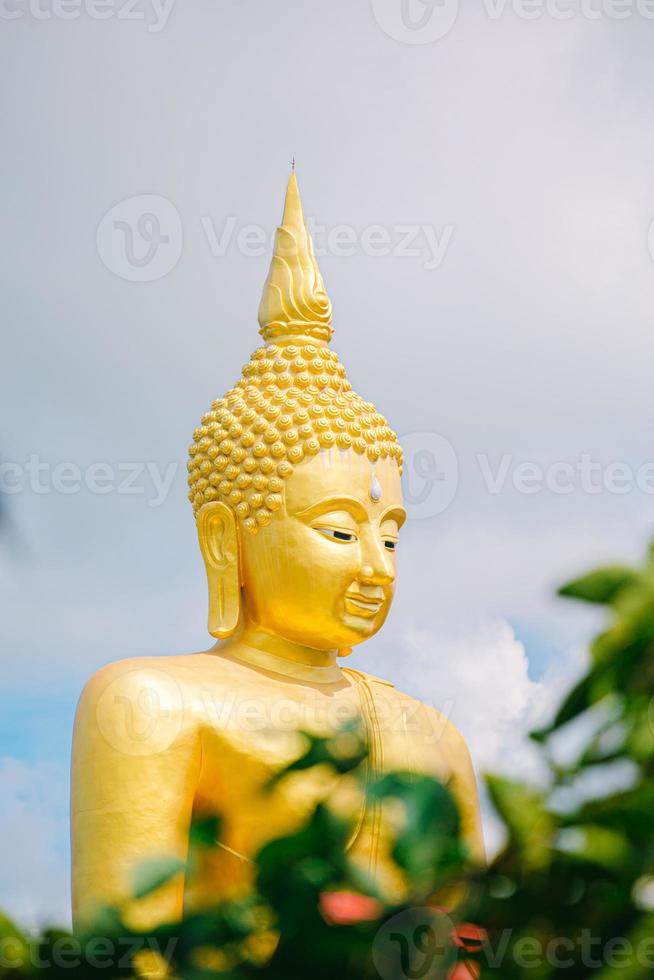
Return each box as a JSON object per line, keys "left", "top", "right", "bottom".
{"left": 71, "top": 174, "right": 484, "bottom": 932}
{"left": 258, "top": 171, "right": 333, "bottom": 343}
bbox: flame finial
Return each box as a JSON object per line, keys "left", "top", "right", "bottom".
{"left": 258, "top": 172, "right": 333, "bottom": 344}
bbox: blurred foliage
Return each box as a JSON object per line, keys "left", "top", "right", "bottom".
{"left": 5, "top": 544, "right": 654, "bottom": 977}
{"left": 462, "top": 542, "right": 654, "bottom": 978}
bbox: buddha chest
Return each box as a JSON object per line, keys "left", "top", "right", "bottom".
{"left": 183, "top": 656, "right": 453, "bottom": 908}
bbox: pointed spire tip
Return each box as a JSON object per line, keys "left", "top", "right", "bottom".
{"left": 258, "top": 171, "right": 333, "bottom": 344}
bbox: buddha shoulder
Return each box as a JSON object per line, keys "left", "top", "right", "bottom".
{"left": 73, "top": 654, "right": 214, "bottom": 758}
{"left": 73, "top": 651, "right": 284, "bottom": 754}
{"left": 348, "top": 667, "right": 472, "bottom": 760}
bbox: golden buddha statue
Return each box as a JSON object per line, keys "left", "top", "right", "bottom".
{"left": 71, "top": 173, "right": 484, "bottom": 932}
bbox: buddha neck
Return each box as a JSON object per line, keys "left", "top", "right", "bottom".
{"left": 215, "top": 622, "right": 344, "bottom": 685}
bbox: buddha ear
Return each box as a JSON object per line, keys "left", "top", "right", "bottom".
{"left": 197, "top": 501, "right": 241, "bottom": 639}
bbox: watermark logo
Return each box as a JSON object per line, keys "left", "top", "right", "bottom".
{"left": 96, "top": 194, "right": 182, "bottom": 282}
{"left": 95, "top": 668, "right": 184, "bottom": 756}
{"left": 371, "top": 0, "right": 460, "bottom": 43}
{"left": 402, "top": 432, "right": 459, "bottom": 519}
{"left": 96, "top": 196, "right": 454, "bottom": 278}
{"left": 373, "top": 906, "right": 455, "bottom": 979}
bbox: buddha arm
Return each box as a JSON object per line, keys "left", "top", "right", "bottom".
{"left": 71, "top": 660, "right": 201, "bottom": 931}
{"left": 439, "top": 717, "right": 486, "bottom": 865}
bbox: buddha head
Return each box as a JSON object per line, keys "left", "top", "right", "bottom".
{"left": 188, "top": 174, "right": 405, "bottom": 655}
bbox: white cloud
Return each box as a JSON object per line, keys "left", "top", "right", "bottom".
{"left": 394, "top": 620, "right": 552, "bottom": 776}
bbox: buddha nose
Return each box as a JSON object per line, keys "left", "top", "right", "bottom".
{"left": 359, "top": 533, "right": 395, "bottom": 586}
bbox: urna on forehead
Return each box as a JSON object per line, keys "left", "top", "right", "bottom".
{"left": 187, "top": 172, "right": 403, "bottom": 533}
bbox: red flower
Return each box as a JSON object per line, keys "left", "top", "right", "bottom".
{"left": 448, "top": 962, "right": 480, "bottom": 980}
{"left": 319, "top": 890, "right": 384, "bottom": 925}
{"left": 428, "top": 904, "right": 485, "bottom": 977}
{"left": 452, "top": 921, "right": 487, "bottom": 953}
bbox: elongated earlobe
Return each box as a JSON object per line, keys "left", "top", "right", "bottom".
{"left": 197, "top": 502, "right": 240, "bottom": 639}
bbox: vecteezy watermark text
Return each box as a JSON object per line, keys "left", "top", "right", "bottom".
{"left": 0, "top": 935, "right": 177, "bottom": 971}
{"left": 477, "top": 453, "right": 654, "bottom": 496}
{"left": 375, "top": 918, "right": 654, "bottom": 974}
{"left": 399, "top": 439, "right": 654, "bottom": 518}
{"left": 4, "top": 446, "right": 654, "bottom": 515}
{"left": 0, "top": 0, "right": 175, "bottom": 30}
{"left": 0, "top": 456, "right": 177, "bottom": 508}
{"left": 94, "top": 666, "right": 456, "bottom": 757}
{"left": 95, "top": 195, "right": 454, "bottom": 282}
{"left": 371, "top": 0, "right": 654, "bottom": 45}
{"left": 201, "top": 215, "right": 454, "bottom": 271}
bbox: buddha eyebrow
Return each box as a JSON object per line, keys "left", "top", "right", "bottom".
{"left": 293, "top": 495, "right": 369, "bottom": 522}
{"left": 380, "top": 505, "right": 407, "bottom": 529}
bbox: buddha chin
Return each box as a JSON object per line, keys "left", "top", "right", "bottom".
{"left": 239, "top": 451, "right": 405, "bottom": 652}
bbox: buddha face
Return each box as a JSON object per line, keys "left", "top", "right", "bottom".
{"left": 239, "top": 450, "right": 406, "bottom": 651}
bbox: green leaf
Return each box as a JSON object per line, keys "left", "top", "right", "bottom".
{"left": 265, "top": 724, "right": 367, "bottom": 791}
{"left": 370, "top": 773, "right": 465, "bottom": 885}
{"left": 558, "top": 566, "right": 638, "bottom": 604}
{"left": 132, "top": 855, "right": 186, "bottom": 899}
{"left": 486, "top": 776, "right": 554, "bottom": 869}
{"left": 535, "top": 672, "right": 593, "bottom": 737}
{"left": 190, "top": 815, "right": 221, "bottom": 849}
{"left": 256, "top": 802, "right": 349, "bottom": 921}
{"left": 0, "top": 913, "right": 28, "bottom": 975}
{"left": 555, "top": 824, "right": 633, "bottom": 872}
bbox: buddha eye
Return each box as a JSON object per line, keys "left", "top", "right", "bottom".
{"left": 314, "top": 527, "right": 358, "bottom": 543}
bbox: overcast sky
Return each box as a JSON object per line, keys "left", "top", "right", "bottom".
{"left": 2, "top": 0, "right": 654, "bottom": 925}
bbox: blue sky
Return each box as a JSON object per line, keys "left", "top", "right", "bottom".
{"left": 3, "top": 0, "right": 654, "bottom": 925}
